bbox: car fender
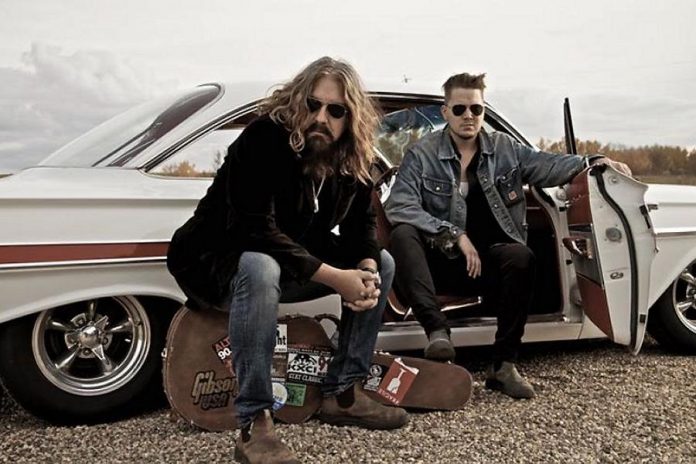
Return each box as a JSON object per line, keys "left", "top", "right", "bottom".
{"left": 0, "top": 262, "right": 183, "bottom": 324}
{"left": 645, "top": 183, "right": 696, "bottom": 307}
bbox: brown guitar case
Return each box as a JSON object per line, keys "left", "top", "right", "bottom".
{"left": 361, "top": 353, "right": 472, "bottom": 410}
{"left": 314, "top": 315, "right": 473, "bottom": 411}
{"left": 162, "top": 306, "right": 333, "bottom": 431}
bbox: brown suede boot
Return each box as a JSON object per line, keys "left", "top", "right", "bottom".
{"left": 234, "top": 410, "right": 299, "bottom": 464}
{"left": 485, "top": 361, "right": 536, "bottom": 399}
{"left": 318, "top": 383, "right": 409, "bottom": 430}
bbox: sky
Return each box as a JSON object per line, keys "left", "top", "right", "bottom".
{"left": 1, "top": 0, "right": 695, "bottom": 172}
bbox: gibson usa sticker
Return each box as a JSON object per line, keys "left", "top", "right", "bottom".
{"left": 286, "top": 346, "right": 332, "bottom": 385}
{"left": 376, "top": 358, "right": 419, "bottom": 405}
{"left": 275, "top": 324, "right": 288, "bottom": 353}
{"left": 285, "top": 383, "right": 307, "bottom": 407}
{"left": 190, "top": 370, "right": 237, "bottom": 411}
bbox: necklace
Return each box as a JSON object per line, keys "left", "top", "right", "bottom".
{"left": 311, "top": 175, "right": 326, "bottom": 213}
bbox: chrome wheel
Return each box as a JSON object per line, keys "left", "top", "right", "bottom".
{"left": 31, "top": 296, "right": 151, "bottom": 396}
{"left": 673, "top": 265, "right": 696, "bottom": 335}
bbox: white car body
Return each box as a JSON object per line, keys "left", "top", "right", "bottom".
{"left": 1, "top": 81, "right": 695, "bottom": 422}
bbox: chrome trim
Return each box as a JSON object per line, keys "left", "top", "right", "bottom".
{"left": 381, "top": 312, "right": 566, "bottom": 331}
{"left": 0, "top": 256, "right": 166, "bottom": 271}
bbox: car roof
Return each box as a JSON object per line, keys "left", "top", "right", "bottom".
{"left": 41, "top": 80, "right": 511, "bottom": 171}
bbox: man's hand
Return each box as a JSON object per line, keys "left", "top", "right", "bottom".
{"left": 311, "top": 264, "right": 381, "bottom": 312}
{"left": 592, "top": 158, "right": 633, "bottom": 177}
{"left": 457, "top": 234, "right": 481, "bottom": 278}
{"left": 344, "top": 273, "right": 381, "bottom": 312}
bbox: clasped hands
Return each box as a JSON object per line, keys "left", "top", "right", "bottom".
{"left": 338, "top": 268, "right": 381, "bottom": 312}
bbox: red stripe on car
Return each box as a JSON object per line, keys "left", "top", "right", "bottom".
{"left": 0, "top": 242, "right": 170, "bottom": 265}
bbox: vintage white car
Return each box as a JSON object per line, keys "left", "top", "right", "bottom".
{"left": 1, "top": 82, "right": 695, "bottom": 424}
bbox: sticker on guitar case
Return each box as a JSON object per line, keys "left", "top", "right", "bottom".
{"left": 285, "top": 383, "right": 307, "bottom": 407}
{"left": 275, "top": 324, "right": 288, "bottom": 353}
{"left": 376, "top": 358, "right": 419, "bottom": 405}
{"left": 211, "top": 336, "right": 233, "bottom": 372}
{"left": 286, "top": 346, "right": 332, "bottom": 385}
{"left": 272, "top": 382, "right": 288, "bottom": 411}
{"left": 271, "top": 352, "right": 287, "bottom": 382}
{"left": 363, "top": 363, "right": 385, "bottom": 392}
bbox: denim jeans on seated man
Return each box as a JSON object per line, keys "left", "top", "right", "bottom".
{"left": 227, "top": 249, "right": 395, "bottom": 429}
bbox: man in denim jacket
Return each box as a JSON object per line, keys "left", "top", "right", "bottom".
{"left": 384, "top": 72, "right": 630, "bottom": 399}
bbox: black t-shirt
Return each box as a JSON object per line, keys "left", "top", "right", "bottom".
{"left": 464, "top": 150, "right": 513, "bottom": 249}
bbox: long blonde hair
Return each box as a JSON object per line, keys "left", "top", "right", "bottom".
{"left": 258, "top": 57, "right": 380, "bottom": 184}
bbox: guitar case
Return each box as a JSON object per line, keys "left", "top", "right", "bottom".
{"left": 162, "top": 306, "right": 332, "bottom": 431}
{"left": 315, "top": 315, "right": 473, "bottom": 411}
{"left": 163, "top": 308, "right": 473, "bottom": 432}
{"left": 361, "top": 352, "right": 472, "bottom": 410}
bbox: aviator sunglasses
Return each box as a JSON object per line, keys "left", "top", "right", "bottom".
{"left": 449, "top": 103, "right": 484, "bottom": 117}
{"left": 306, "top": 96, "right": 349, "bottom": 119}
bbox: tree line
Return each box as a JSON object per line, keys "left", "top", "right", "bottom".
{"left": 538, "top": 138, "right": 696, "bottom": 184}
{"left": 153, "top": 137, "right": 696, "bottom": 185}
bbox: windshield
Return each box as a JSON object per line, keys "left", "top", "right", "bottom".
{"left": 39, "top": 85, "right": 220, "bottom": 168}
{"left": 376, "top": 104, "right": 505, "bottom": 166}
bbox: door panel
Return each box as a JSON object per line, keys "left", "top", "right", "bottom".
{"left": 564, "top": 165, "right": 656, "bottom": 353}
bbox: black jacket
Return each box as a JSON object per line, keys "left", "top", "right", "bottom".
{"left": 167, "top": 116, "right": 380, "bottom": 310}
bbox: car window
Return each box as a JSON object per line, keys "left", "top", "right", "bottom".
{"left": 150, "top": 126, "right": 243, "bottom": 177}
{"left": 149, "top": 99, "right": 511, "bottom": 178}
{"left": 39, "top": 85, "right": 221, "bottom": 168}
{"left": 147, "top": 108, "right": 260, "bottom": 177}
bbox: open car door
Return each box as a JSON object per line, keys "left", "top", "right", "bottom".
{"left": 561, "top": 99, "right": 657, "bottom": 353}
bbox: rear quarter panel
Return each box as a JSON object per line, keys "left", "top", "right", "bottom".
{"left": 645, "top": 184, "right": 696, "bottom": 305}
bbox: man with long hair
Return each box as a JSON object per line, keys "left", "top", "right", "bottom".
{"left": 385, "top": 72, "right": 631, "bottom": 399}
{"left": 168, "top": 57, "right": 407, "bottom": 464}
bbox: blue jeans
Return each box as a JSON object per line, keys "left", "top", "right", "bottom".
{"left": 227, "top": 250, "right": 395, "bottom": 428}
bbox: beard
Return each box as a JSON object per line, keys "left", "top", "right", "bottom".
{"left": 303, "top": 123, "right": 339, "bottom": 178}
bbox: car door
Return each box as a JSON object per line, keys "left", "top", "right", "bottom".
{"left": 561, "top": 100, "right": 657, "bottom": 353}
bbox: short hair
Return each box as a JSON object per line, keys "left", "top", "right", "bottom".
{"left": 442, "top": 73, "right": 486, "bottom": 102}
{"left": 258, "top": 56, "right": 379, "bottom": 184}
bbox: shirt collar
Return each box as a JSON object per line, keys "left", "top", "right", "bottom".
{"left": 437, "top": 128, "right": 459, "bottom": 161}
{"left": 478, "top": 129, "right": 495, "bottom": 156}
{"left": 438, "top": 126, "right": 495, "bottom": 160}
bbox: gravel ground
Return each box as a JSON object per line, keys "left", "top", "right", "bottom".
{"left": 1, "top": 337, "right": 695, "bottom": 463}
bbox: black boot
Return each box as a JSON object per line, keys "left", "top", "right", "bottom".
{"left": 424, "top": 328, "right": 455, "bottom": 362}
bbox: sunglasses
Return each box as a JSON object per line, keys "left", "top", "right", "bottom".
{"left": 449, "top": 104, "right": 484, "bottom": 117}
{"left": 306, "top": 96, "right": 349, "bottom": 119}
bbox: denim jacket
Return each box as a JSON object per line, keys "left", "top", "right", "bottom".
{"left": 384, "top": 127, "right": 591, "bottom": 244}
